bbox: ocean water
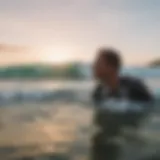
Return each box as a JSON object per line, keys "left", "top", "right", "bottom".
{"left": 0, "top": 78, "right": 159, "bottom": 160}
{"left": 0, "top": 78, "right": 159, "bottom": 103}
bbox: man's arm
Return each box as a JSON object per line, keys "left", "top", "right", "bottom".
{"left": 92, "top": 84, "right": 103, "bottom": 106}
{"left": 131, "top": 79, "right": 153, "bottom": 102}
{"left": 128, "top": 79, "right": 154, "bottom": 113}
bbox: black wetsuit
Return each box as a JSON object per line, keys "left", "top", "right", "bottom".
{"left": 91, "top": 76, "right": 153, "bottom": 160}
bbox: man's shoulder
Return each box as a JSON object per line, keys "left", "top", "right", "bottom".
{"left": 121, "top": 75, "right": 153, "bottom": 101}
{"left": 120, "top": 75, "right": 143, "bottom": 87}
{"left": 93, "top": 76, "right": 142, "bottom": 94}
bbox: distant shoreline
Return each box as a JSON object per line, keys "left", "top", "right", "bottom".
{"left": 0, "top": 77, "right": 90, "bottom": 81}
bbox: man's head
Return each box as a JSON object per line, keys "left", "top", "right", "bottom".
{"left": 93, "top": 47, "right": 122, "bottom": 81}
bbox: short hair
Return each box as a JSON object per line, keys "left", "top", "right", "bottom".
{"left": 98, "top": 47, "right": 122, "bottom": 70}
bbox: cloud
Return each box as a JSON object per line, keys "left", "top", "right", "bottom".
{"left": 0, "top": 44, "right": 30, "bottom": 53}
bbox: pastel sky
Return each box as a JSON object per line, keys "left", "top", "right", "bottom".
{"left": 0, "top": 0, "right": 159, "bottom": 66}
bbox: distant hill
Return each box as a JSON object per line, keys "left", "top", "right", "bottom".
{"left": 0, "top": 63, "right": 86, "bottom": 79}
{"left": 149, "top": 59, "right": 160, "bottom": 67}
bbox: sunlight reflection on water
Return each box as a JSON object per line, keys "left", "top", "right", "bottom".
{"left": 0, "top": 102, "right": 92, "bottom": 159}
{"left": 0, "top": 78, "right": 159, "bottom": 160}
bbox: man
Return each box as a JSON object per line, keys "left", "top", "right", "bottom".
{"left": 91, "top": 48, "right": 153, "bottom": 160}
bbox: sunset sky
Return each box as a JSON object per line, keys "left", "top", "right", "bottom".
{"left": 0, "top": 0, "right": 159, "bottom": 66}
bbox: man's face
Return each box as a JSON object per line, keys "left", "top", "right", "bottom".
{"left": 93, "top": 54, "right": 113, "bottom": 80}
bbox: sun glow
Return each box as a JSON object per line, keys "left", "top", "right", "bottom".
{"left": 41, "top": 47, "right": 73, "bottom": 64}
